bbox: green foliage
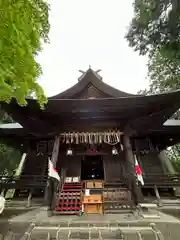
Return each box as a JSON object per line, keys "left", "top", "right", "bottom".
{"left": 0, "top": 143, "right": 21, "bottom": 175}
{"left": 127, "top": 0, "right": 180, "bottom": 119}
{"left": 0, "top": 108, "right": 20, "bottom": 175}
{"left": 147, "top": 51, "right": 180, "bottom": 94}
{"left": 0, "top": 107, "right": 13, "bottom": 123}
{"left": 0, "top": 0, "right": 50, "bottom": 109}
{"left": 166, "top": 146, "right": 180, "bottom": 173}
{"left": 126, "top": 0, "right": 180, "bottom": 56}
{"left": 127, "top": 1, "right": 180, "bottom": 165}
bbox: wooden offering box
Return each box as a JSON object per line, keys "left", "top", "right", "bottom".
{"left": 85, "top": 180, "right": 104, "bottom": 189}
{"left": 83, "top": 195, "right": 103, "bottom": 214}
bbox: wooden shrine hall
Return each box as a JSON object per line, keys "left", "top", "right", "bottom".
{"left": 1, "top": 67, "right": 180, "bottom": 215}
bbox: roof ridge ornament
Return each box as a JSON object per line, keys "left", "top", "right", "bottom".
{"left": 78, "top": 67, "right": 103, "bottom": 82}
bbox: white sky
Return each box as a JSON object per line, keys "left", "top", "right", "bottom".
{"left": 37, "top": 0, "right": 149, "bottom": 97}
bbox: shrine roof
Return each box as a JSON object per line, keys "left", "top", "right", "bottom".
{"left": 1, "top": 89, "right": 180, "bottom": 136}
{"left": 49, "top": 68, "right": 137, "bottom": 99}
{"left": 1, "top": 67, "right": 180, "bottom": 137}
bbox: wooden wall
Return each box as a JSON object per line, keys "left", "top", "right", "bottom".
{"left": 103, "top": 154, "right": 125, "bottom": 182}
{"left": 56, "top": 154, "right": 81, "bottom": 177}
{"left": 56, "top": 154, "right": 126, "bottom": 182}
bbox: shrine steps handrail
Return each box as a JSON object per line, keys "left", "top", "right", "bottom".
{"left": 0, "top": 174, "right": 48, "bottom": 189}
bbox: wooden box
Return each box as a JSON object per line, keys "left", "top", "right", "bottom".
{"left": 94, "top": 181, "right": 103, "bottom": 188}
{"left": 83, "top": 195, "right": 102, "bottom": 203}
{"left": 84, "top": 203, "right": 103, "bottom": 214}
{"left": 83, "top": 195, "right": 103, "bottom": 214}
{"left": 85, "top": 180, "right": 104, "bottom": 189}
{"left": 86, "top": 181, "right": 94, "bottom": 188}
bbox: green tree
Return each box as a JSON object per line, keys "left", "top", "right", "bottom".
{"left": 0, "top": 143, "right": 21, "bottom": 175}
{"left": 126, "top": 0, "right": 180, "bottom": 171}
{"left": 127, "top": 1, "right": 180, "bottom": 110}
{"left": 126, "top": 0, "right": 180, "bottom": 94}
{"left": 126, "top": 0, "right": 180, "bottom": 56}
{"left": 0, "top": 0, "right": 50, "bottom": 109}
{"left": 147, "top": 51, "right": 180, "bottom": 94}
{"left": 0, "top": 109, "right": 21, "bottom": 175}
{"left": 166, "top": 146, "right": 180, "bottom": 172}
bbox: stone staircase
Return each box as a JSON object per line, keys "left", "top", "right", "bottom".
{"left": 12, "top": 222, "right": 165, "bottom": 239}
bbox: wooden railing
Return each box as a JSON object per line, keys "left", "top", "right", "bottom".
{"left": 103, "top": 187, "right": 134, "bottom": 213}
{"left": 142, "top": 173, "right": 180, "bottom": 188}
{"left": 1, "top": 173, "right": 180, "bottom": 191}
{"left": 104, "top": 173, "right": 180, "bottom": 189}
{"left": 0, "top": 174, "right": 48, "bottom": 190}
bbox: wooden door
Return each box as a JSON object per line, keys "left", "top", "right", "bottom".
{"left": 63, "top": 156, "right": 81, "bottom": 177}
{"left": 103, "top": 155, "right": 124, "bottom": 182}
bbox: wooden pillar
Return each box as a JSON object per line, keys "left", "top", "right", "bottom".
{"left": 154, "top": 185, "right": 162, "bottom": 206}
{"left": 123, "top": 134, "right": 144, "bottom": 204}
{"left": 51, "top": 136, "right": 60, "bottom": 167}
{"left": 27, "top": 190, "right": 32, "bottom": 208}
{"left": 47, "top": 136, "right": 60, "bottom": 217}
{"left": 158, "top": 150, "right": 175, "bottom": 174}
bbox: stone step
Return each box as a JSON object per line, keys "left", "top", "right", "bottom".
{"left": 29, "top": 226, "right": 159, "bottom": 239}
{"left": 0, "top": 223, "right": 164, "bottom": 240}
{"left": 35, "top": 220, "right": 152, "bottom": 228}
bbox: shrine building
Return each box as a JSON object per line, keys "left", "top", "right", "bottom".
{"left": 1, "top": 67, "right": 180, "bottom": 214}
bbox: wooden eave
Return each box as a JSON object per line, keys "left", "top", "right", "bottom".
{"left": 150, "top": 126, "right": 180, "bottom": 149}
{"left": 1, "top": 89, "right": 180, "bottom": 135}
{"left": 1, "top": 124, "right": 180, "bottom": 150}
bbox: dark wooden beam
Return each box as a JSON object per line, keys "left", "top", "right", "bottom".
{"left": 123, "top": 134, "right": 144, "bottom": 204}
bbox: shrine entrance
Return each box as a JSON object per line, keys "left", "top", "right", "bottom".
{"left": 81, "top": 155, "right": 104, "bottom": 180}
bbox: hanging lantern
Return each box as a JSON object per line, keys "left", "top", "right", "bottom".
{"left": 112, "top": 147, "right": 118, "bottom": 155}
{"left": 66, "top": 148, "right": 73, "bottom": 156}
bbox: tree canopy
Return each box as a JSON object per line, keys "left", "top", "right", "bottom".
{"left": 126, "top": 0, "right": 180, "bottom": 56}
{"left": 0, "top": 0, "right": 50, "bottom": 109}
{"left": 127, "top": 0, "right": 180, "bottom": 169}
{"left": 0, "top": 109, "right": 21, "bottom": 175}
{"left": 126, "top": 0, "right": 180, "bottom": 95}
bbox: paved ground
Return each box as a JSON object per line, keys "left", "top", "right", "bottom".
{"left": 1, "top": 198, "right": 180, "bottom": 239}
{"left": 2, "top": 207, "right": 179, "bottom": 239}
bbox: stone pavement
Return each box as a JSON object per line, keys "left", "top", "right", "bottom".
{"left": 2, "top": 207, "right": 179, "bottom": 239}
{"left": 29, "top": 224, "right": 159, "bottom": 239}
{"left": 1, "top": 198, "right": 180, "bottom": 239}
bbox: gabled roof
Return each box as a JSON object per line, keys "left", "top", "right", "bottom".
{"left": 2, "top": 67, "right": 180, "bottom": 140}
{"left": 49, "top": 68, "right": 137, "bottom": 99}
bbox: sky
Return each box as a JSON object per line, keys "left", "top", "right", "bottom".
{"left": 37, "top": 0, "right": 149, "bottom": 97}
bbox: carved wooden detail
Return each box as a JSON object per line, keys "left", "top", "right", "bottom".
{"left": 73, "top": 84, "right": 110, "bottom": 99}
